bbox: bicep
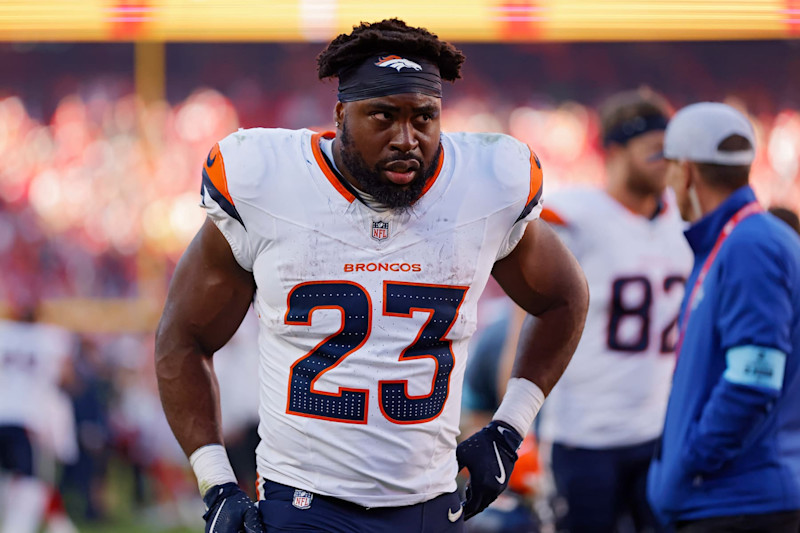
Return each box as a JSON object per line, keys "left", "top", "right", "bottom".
{"left": 156, "top": 218, "right": 256, "bottom": 359}
{"left": 491, "top": 219, "right": 588, "bottom": 316}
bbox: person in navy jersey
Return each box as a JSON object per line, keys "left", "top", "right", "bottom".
{"left": 648, "top": 102, "right": 800, "bottom": 532}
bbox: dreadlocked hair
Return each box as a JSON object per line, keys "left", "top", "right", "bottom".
{"left": 317, "top": 18, "right": 465, "bottom": 82}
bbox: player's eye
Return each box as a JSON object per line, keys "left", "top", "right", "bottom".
{"left": 371, "top": 111, "right": 393, "bottom": 121}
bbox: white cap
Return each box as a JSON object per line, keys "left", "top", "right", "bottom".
{"left": 663, "top": 102, "right": 755, "bottom": 165}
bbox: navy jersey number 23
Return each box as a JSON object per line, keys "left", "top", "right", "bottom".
{"left": 285, "top": 281, "right": 468, "bottom": 424}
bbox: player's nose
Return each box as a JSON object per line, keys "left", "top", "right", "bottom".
{"left": 389, "top": 121, "right": 419, "bottom": 153}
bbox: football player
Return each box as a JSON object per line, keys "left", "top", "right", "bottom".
{"left": 0, "top": 299, "right": 76, "bottom": 533}
{"left": 538, "top": 88, "right": 692, "bottom": 533}
{"left": 155, "top": 19, "right": 589, "bottom": 533}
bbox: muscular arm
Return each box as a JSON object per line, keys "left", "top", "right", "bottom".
{"left": 155, "top": 218, "right": 256, "bottom": 457}
{"left": 456, "top": 221, "right": 586, "bottom": 520}
{"left": 491, "top": 219, "right": 589, "bottom": 395}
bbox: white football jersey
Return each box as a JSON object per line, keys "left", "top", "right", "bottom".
{"left": 215, "top": 308, "right": 260, "bottom": 436}
{"left": 538, "top": 188, "right": 692, "bottom": 448}
{"left": 200, "top": 128, "right": 543, "bottom": 507}
{"left": 0, "top": 320, "right": 74, "bottom": 432}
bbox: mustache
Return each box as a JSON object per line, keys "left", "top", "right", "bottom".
{"left": 377, "top": 153, "right": 424, "bottom": 166}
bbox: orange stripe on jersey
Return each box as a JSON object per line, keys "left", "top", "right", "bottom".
{"left": 515, "top": 146, "right": 544, "bottom": 222}
{"left": 526, "top": 146, "right": 543, "bottom": 207}
{"left": 310, "top": 131, "right": 356, "bottom": 203}
{"left": 418, "top": 148, "right": 445, "bottom": 198}
{"left": 311, "top": 131, "right": 444, "bottom": 204}
{"left": 204, "top": 143, "right": 233, "bottom": 206}
{"left": 541, "top": 207, "right": 567, "bottom": 226}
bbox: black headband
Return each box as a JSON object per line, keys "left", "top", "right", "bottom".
{"left": 337, "top": 54, "right": 442, "bottom": 102}
{"left": 603, "top": 114, "right": 669, "bottom": 147}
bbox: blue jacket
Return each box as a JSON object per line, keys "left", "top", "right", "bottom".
{"left": 647, "top": 186, "right": 800, "bottom": 524}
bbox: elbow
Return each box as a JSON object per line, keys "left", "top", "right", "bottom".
{"left": 560, "top": 275, "right": 589, "bottom": 346}
{"left": 154, "top": 310, "right": 174, "bottom": 368}
{"left": 154, "top": 319, "right": 176, "bottom": 381}
{"left": 154, "top": 314, "right": 214, "bottom": 385}
{"left": 575, "top": 268, "right": 590, "bottom": 324}
{"left": 153, "top": 315, "right": 194, "bottom": 383}
{"left": 554, "top": 261, "right": 590, "bottom": 347}
{"left": 554, "top": 256, "right": 589, "bottom": 327}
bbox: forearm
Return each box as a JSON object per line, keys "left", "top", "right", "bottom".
{"left": 491, "top": 220, "right": 588, "bottom": 395}
{"left": 488, "top": 304, "right": 584, "bottom": 436}
{"left": 155, "top": 337, "right": 224, "bottom": 458}
{"left": 687, "top": 343, "right": 786, "bottom": 472}
{"left": 496, "top": 306, "right": 527, "bottom": 399}
{"left": 512, "top": 298, "right": 586, "bottom": 394}
{"left": 687, "top": 378, "right": 778, "bottom": 473}
{"left": 154, "top": 220, "right": 256, "bottom": 458}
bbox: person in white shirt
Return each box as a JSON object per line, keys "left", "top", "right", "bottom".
{"left": 539, "top": 88, "right": 692, "bottom": 533}
{"left": 0, "top": 301, "right": 76, "bottom": 533}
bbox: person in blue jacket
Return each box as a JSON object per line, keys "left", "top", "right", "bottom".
{"left": 647, "top": 102, "right": 800, "bottom": 532}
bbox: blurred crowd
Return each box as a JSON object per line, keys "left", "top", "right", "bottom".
{"left": 0, "top": 41, "right": 799, "bottom": 530}
{"left": 0, "top": 64, "right": 798, "bottom": 303}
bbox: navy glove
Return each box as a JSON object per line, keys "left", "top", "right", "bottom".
{"left": 456, "top": 420, "right": 523, "bottom": 521}
{"left": 202, "top": 482, "right": 265, "bottom": 533}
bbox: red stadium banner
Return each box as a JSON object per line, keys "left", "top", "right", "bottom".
{"left": 495, "top": 1, "right": 544, "bottom": 41}
{"left": 787, "top": 0, "right": 800, "bottom": 35}
{"left": 108, "top": 0, "right": 152, "bottom": 40}
{"left": 0, "top": 2, "right": 796, "bottom": 44}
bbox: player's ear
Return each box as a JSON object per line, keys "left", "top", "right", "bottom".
{"left": 684, "top": 161, "right": 698, "bottom": 190}
{"left": 334, "top": 102, "right": 344, "bottom": 131}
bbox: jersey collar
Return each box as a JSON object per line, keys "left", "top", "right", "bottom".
{"left": 684, "top": 185, "right": 758, "bottom": 255}
{"left": 310, "top": 131, "right": 444, "bottom": 206}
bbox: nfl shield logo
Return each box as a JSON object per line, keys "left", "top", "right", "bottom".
{"left": 292, "top": 489, "right": 313, "bottom": 509}
{"left": 372, "top": 220, "right": 389, "bottom": 241}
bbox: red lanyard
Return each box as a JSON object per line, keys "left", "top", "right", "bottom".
{"left": 675, "top": 201, "right": 763, "bottom": 358}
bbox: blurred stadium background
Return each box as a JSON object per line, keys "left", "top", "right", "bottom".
{"left": 0, "top": 1, "right": 799, "bottom": 531}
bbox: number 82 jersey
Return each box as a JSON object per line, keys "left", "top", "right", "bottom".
{"left": 538, "top": 187, "right": 692, "bottom": 449}
{"left": 200, "top": 128, "right": 543, "bottom": 507}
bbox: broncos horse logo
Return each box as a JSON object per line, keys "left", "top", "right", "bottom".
{"left": 375, "top": 55, "right": 423, "bottom": 72}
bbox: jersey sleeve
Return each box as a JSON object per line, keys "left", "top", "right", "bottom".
{"left": 200, "top": 141, "right": 254, "bottom": 271}
{"left": 495, "top": 146, "right": 544, "bottom": 261}
{"left": 541, "top": 203, "right": 579, "bottom": 255}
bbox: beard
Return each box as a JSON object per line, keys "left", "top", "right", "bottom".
{"left": 626, "top": 160, "right": 666, "bottom": 198}
{"left": 339, "top": 122, "right": 441, "bottom": 209}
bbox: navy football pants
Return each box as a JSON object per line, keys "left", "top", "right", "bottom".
{"left": 551, "top": 439, "right": 663, "bottom": 533}
{"left": 258, "top": 479, "right": 464, "bottom": 532}
{"left": 0, "top": 425, "right": 34, "bottom": 477}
